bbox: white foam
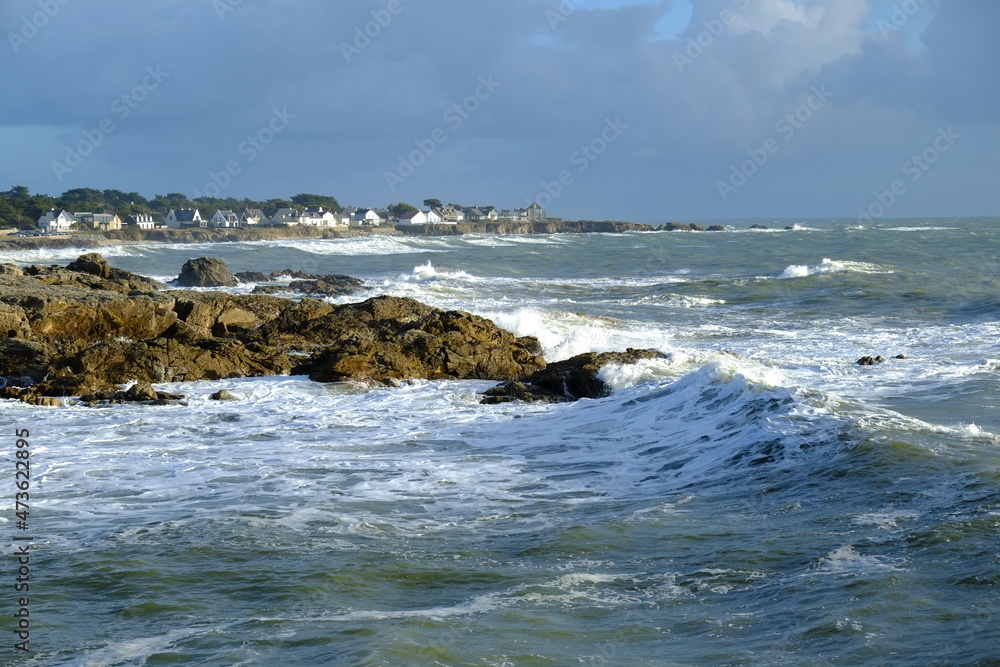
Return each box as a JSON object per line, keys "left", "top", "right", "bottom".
{"left": 777, "top": 258, "right": 892, "bottom": 279}
{"left": 267, "top": 235, "right": 447, "bottom": 256}
{"left": 816, "top": 546, "right": 899, "bottom": 575}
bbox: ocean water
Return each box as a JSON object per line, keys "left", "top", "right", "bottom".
{"left": 2, "top": 219, "right": 998, "bottom": 665}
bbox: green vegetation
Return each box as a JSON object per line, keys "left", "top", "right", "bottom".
{"left": 0, "top": 186, "right": 344, "bottom": 228}
{"left": 388, "top": 202, "right": 418, "bottom": 219}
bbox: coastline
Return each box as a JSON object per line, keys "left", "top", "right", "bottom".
{"left": 0, "top": 220, "right": 657, "bottom": 252}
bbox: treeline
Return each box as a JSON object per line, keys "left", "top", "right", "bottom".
{"left": 0, "top": 186, "right": 342, "bottom": 228}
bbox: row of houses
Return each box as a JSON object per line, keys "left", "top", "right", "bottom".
{"left": 37, "top": 202, "right": 547, "bottom": 232}
{"left": 37, "top": 210, "right": 156, "bottom": 232}
{"left": 397, "top": 204, "right": 545, "bottom": 226}
{"left": 166, "top": 207, "right": 374, "bottom": 229}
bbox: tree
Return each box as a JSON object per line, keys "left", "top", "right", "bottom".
{"left": 263, "top": 199, "right": 294, "bottom": 216}
{"left": 59, "top": 188, "right": 103, "bottom": 206}
{"left": 290, "top": 194, "right": 342, "bottom": 212}
{"left": 149, "top": 193, "right": 194, "bottom": 215}
{"left": 388, "top": 202, "right": 418, "bottom": 219}
{"left": 423, "top": 198, "right": 443, "bottom": 209}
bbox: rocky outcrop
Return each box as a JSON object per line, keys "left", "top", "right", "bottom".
{"left": 176, "top": 257, "right": 238, "bottom": 287}
{"left": 252, "top": 276, "right": 365, "bottom": 298}
{"left": 248, "top": 296, "right": 546, "bottom": 384}
{"left": 661, "top": 223, "right": 693, "bottom": 231}
{"left": 482, "top": 348, "right": 665, "bottom": 404}
{"left": 0, "top": 254, "right": 549, "bottom": 404}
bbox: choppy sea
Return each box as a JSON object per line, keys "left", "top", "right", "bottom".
{"left": 2, "top": 218, "right": 998, "bottom": 665}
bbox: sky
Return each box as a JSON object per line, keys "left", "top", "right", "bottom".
{"left": 1, "top": 0, "right": 996, "bottom": 222}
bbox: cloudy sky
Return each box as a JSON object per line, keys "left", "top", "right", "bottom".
{"left": 1, "top": 0, "right": 996, "bottom": 221}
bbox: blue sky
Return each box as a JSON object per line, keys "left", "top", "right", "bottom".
{"left": 1, "top": 0, "right": 996, "bottom": 221}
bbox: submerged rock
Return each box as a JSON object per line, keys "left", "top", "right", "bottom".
{"left": 210, "top": 389, "right": 238, "bottom": 401}
{"left": 857, "top": 355, "right": 886, "bottom": 366}
{"left": 482, "top": 348, "right": 665, "bottom": 404}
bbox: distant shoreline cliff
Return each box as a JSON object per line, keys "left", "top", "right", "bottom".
{"left": 0, "top": 220, "right": 666, "bottom": 251}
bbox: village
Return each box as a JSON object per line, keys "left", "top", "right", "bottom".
{"left": 32, "top": 202, "right": 548, "bottom": 234}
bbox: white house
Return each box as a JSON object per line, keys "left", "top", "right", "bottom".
{"left": 271, "top": 208, "right": 302, "bottom": 226}
{"left": 302, "top": 207, "right": 348, "bottom": 227}
{"left": 240, "top": 209, "right": 267, "bottom": 226}
{"left": 166, "top": 209, "right": 204, "bottom": 229}
{"left": 37, "top": 209, "right": 76, "bottom": 232}
{"left": 126, "top": 214, "right": 156, "bottom": 230}
{"left": 210, "top": 210, "right": 240, "bottom": 228}
{"left": 397, "top": 210, "right": 428, "bottom": 225}
{"left": 353, "top": 208, "right": 383, "bottom": 225}
{"left": 424, "top": 209, "right": 444, "bottom": 224}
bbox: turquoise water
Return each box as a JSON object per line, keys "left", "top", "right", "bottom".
{"left": 2, "top": 219, "right": 998, "bottom": 665}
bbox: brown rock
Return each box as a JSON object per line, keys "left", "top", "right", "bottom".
{"left": 0, "top": 338, "right": 50, "bottom": 378}
{"left": 482, "top": 348, "right": 665, "bottom": 403}
{"left": 210, "top": 389, "right": 238, "bottom": 401}
{"left": 285, "top": 296, "right": 546, "bottom": 384}
{"left": 66, "top": 253, "right": 112, "bottom": 278}
{"left": 176, "top": 257, "right": 238, "bottom": 287}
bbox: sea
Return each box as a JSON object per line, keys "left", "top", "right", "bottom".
{"left": 1, "top": 218, "right": 998, "bottom": 666}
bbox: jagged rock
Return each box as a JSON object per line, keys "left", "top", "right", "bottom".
{"left": 13, "top": 254, "right": 165, "bottom": 293}
{"left": 210, "top": 389, "right": 238, "bottom": 401}
{"left": 286, "top": 296, "right": 546, "bottom": 384}
{"left": 662, "top": 223, "right": 692, "bottom": 231}
{"left": 235, "top": 271, "right": 270, "bottom": 283}
{"left": 481, "top": 381, "right": 567, "bottom": 404}
{"left": 252, "top": 275, "right": 365, "bottom": 297}
{"left": 170, "top": 293, "right": 285, "bottom": 337}
{"left": 707, "top": 225, "right": 726, "bottom": 232}
{"left": 77, "top": 381, "right": 186, "bottom": 405}
{"left": 690, "top": 224, "right": 706, "bottom": 231}
{"left": 0, "top": 338, "right": 50, "bottom": 378}
{"left": 750, "top": 224, "right": 769, "bottom": 230}
{"left": 125, "top": 382, "right": 160, "bottom": 401}
{"left": 66, "top": 252, "right": 112, "bottom": 278}
{"left": 482, "top": 348, "right": 665, "bottom": 404}
{"left": 0, "top": 263, "right": 23, "bottom": 277}
{"left": 0, "top": 303, "right": 30, "bottom": 339}
{"left": 0, "top": 257, "right": 547, "bottom": 404}
{"left": 176, "top": 257, "right": 238, "bottom": 287}
{"left": 65, "top": 336, "right": 293, "bottom": 384}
